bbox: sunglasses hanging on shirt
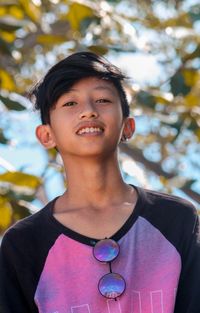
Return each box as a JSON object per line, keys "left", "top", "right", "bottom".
{"left": 93, "top": 238, "right": 126, "bottom": 300}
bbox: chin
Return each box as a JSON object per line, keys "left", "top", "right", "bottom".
{"left": 62, "top": 141, "right": 118, "bottom": 158}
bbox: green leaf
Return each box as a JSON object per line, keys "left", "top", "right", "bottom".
{"left": 0, "top": 197, "right": 12, "bottom": 232}
{"left": 2, "top": 189, "right": 36, "bottom": 202}
{"left": 0, "top": 197, "right": 32, "bottom": 234}
{"left": 0, "top": 70, "right": 15, "bottom": 91}
{"left": 66, "top": 2, "right": 95, "bottom": 31}
{"left": 182, "top": 68, "right": 199, "bottom": 86}
{"left": 184, "top": 92, "right": 199, "bottom": 108}
{"left": 19, "top": 0, "right": 41, "bottom": 23}
{"left": 0, "top": 128, "right": 8, "bottom": 144}
{"left": 136, "top": 90, "right": 156, "bottom": 108}
{"left": 170, "top": 70, "right": 191, "bottom": 96}
{"left": 0, "top": 20, "right": 22, "bottom": 32}
{"left": 182, "top": 179, "right": 196, "bottom": 189}
{"left": 187, "top": 117, "right": 199, "bottom": 131}
{"left": 80, "top": 17, "right": 98, "bottom": 33}
{"left": 0, "top": 94, "right": 26, "bottom": 110}
{"left": 154, "top": 93, "right": 172, "bottom": 106}
{"left": 195, "top": 129, "right": 200, "bottom": 141}
{"left": 47, "top": 148, "right": 58, "bottom": 160}
{"left": 162, "top": 12, "right": 192, "bottom": 28}
{"left": 8, "top": 5, "right": 24, "bottom": 20}
{"left": 0, "top": 37, "right": 12, "bottom": 54}
{"left": 10, "top": 200, "right": 31, "bottom": 221}
{"left": 188, "top": 4, "right": 200, "bottom": 23}
{"left": 0, "top": 171, "right": 42, "bottom": 189}
{"left": 0, "top": 30, "right": 16, "bottom": 43}
{"left": 36, "top": 34, "right": 67, "bottom": 45}
{"left": 88, "top": 45, "right": 109, "bottom": 55}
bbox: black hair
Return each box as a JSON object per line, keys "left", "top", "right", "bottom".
{"left": 29, "top": 51, "right": 130, "bottom": 124}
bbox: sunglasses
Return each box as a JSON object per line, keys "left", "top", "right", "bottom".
{"left": 93, "top": 238, "right": 126, "bottom": 300}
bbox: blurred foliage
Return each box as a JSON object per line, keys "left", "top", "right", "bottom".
{"left": 0, "top": 0, "right": 200, "bottom": 234}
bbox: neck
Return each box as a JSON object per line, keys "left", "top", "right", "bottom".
{"left": 61, "top": 154, "right": 131, "bottom": 209}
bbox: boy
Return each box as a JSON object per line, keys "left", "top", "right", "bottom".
{"left": 0, "top": 51, "right": 200, "bottom": 313}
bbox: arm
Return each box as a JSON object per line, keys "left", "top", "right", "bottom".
{"left": 174, "top": 213, "right": 200, "bottom": 313}
{"left": 0, "top": 232, "right": 38, "bottom": 313}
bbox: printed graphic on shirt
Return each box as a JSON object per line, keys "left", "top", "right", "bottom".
{"left": 34, "top": 217, "right": 181, "bottom": 313}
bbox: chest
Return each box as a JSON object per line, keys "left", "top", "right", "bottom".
{"left": 34, "top": 217, "right": 181, "bottom": 313}
{"left": 53, "top": 206, "right": 134, "bottom": 240}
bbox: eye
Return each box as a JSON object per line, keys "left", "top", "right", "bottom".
{"left": 96, "top": 98, "right": 111, "bottom": 104}
{"left": 62, "top": 101, "right": 77, "bottom": 107}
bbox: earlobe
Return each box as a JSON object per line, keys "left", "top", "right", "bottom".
{"left": 35, "top": 125, "right": 56, "bottom": 149}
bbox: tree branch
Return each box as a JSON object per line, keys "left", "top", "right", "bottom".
{"left": 120, "top": 143, "right": 200, "bottom": 205}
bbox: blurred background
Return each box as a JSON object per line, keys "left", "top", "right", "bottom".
{"left": 0, "top": 0, "right": 200, "bottom": 236}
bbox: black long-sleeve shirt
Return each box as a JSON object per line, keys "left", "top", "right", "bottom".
{"left": 0, "top": 186, "right": 200, "bottom": 313}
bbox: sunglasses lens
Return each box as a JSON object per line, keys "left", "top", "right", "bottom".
{"left": 93, "top": 239, "right": 119, "bottom": 262}
{"left": 98, "top": 273, "right": 126, "bottom": 299}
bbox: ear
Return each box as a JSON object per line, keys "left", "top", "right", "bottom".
{"left": 35, "top": 125, "right": 56, "bottom": 149}
{"left": 121, "top": 117, "right": 135, "bottom": 141}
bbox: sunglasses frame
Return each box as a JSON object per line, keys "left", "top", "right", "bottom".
{"left": 93, "top": 238, "right": 126, "bottom": 300}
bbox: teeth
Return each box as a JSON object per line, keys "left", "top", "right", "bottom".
{"left": 78, "top": 127, "right": 103, "bottom": 135}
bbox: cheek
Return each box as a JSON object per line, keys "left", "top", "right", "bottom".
{"left": 104, "top": 103, "right": 123, "bottom": 119}
{"left": 104, "top": 113, "right": 124, "bottom": 140}
{"left": 107, "top": 109, "right": 124, "bottom": 130}
{"left": 50, "top": 111, "right": 70, "bottom": 129}
{"left": 49, "top": 115, "right": 67, "bottom": 142}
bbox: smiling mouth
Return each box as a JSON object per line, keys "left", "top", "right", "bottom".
{"left": 77, "top": 127, "right": 104, "bottom": 135}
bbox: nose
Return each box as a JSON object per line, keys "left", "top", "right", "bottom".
{"left": 79, "top": 101, "right": 99, "bottom": 119}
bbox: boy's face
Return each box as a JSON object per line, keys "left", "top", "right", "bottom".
{"left": 36, "top": 77, "right": 135, "bottom": 159}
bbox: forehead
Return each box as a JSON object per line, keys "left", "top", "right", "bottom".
{"left": 66, "top": 76, "right": 118, "bottom": 94}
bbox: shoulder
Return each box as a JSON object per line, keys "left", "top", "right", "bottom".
{"left": 1, "top": 198, "right": 58, "bottom": 253}
{"left": 0, "top": 198, "right": 60, "bottom": 290}
{"left": 136, "top": 186, "right": 199, "bottom": 248}
{"left": 138, "top": 186, "right": 197, "bottom": 219}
